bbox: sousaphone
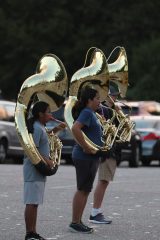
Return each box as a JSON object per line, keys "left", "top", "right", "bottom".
{"left": 15, "top": 54, "right": 68, "bottom": 176}
{"left": 64, "top": 47, "right": 112, "bottom": 153}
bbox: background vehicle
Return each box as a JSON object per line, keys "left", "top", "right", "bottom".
{"left": 0, "top": 100, "right": 23, "bottom": 163}
{"left": 131, "top": 115, "right": 160, "bottom": 166}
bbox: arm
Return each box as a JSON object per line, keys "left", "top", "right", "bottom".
{"left": 42, "top": 155, "right": 55, "bottom": 168}
{"left": 72, "top": 121, "right": 95, "bottom": 154}
{"left": 48, "top": 122, "right": 66, "bottom": 134}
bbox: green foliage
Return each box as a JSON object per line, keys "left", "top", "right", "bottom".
{"left": 0, "top": 0, "right": 160, "bottom": 100}
{"left": 128, "top": 38, "right": 160, "bottom": 101}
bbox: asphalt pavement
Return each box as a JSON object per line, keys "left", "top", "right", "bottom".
{"left": 0, "top": 162, "right": 160, "bottom": 240}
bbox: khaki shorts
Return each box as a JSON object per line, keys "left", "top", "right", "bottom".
{"left": 98, "top": 158, "right": 117, "bottom": 182}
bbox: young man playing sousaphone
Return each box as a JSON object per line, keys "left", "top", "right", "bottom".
{"left": 89, "top": 85, "right": 120, "bottom": 224}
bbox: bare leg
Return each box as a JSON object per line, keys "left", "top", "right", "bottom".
{"left": 72, "top": 190, "right": 89, "bottom": 223}
{"left": 93, "top": 180, "right": 109, "bottom": 209}
{"left": 25, "top": 204, "right": 38, "bottom": 233}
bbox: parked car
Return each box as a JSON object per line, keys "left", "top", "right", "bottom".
{"left": 0, "top": 100, "right": 23, "bottom": 163}
{"left": 131, "top": 115, "right": 160, "bottom": 166}
{"left": 48, "top": 103, "right": 142, "bottom": 167}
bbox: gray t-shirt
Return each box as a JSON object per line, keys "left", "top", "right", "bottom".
{"left": 23, "top": 121, "right": 50, "bottom": 182}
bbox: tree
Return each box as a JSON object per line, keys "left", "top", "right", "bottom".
{"left": 0, "top": 0, "right": 160, "bottom": 100}
{"left": 128, "top": 38, "right": 160, "bottom": 101}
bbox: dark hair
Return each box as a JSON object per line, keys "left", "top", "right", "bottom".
{"left": 27, "top": 101, "right": 49, "bottom": 133}
{"left": 72, "top": 85, "right": 98, "bottom": 120}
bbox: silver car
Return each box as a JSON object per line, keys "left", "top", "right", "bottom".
{"left": 0, "top": 100, "right": 23, "bottom": 163}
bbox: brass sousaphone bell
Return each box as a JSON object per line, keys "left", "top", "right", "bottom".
{"left": 107, "top": 46, "right": 128, "bottom": 98}
{"left": 15, "top": 54, "right": 68, "bottom": 176}
{"left": 107, "top": 46, "right": 135, "bottom": 142}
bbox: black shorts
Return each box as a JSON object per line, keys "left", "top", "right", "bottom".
{"left": 73, "top": 158, "right": 100, "bottom": 192}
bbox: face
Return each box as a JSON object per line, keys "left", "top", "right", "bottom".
{"left": 88, "top": 92, "right": 101, "bottom": 111}
{"left": 39, "top": 106, "right": 52, "bottom": 124}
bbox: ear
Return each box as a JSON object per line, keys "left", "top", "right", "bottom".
{"left": 88, "top": 98, "right": 92, "bottom": 104}
{"left": 39, "top": 112, "right": 43, "bottom": 118}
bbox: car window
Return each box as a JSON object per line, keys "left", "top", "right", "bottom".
{"left": 121, "top": 106, "right": 139, "bottom": 115}
{"left": 156, "top": 122, "right": 160, "bottom": 129}
{"left": 5, "top": 104, "right": 15, "bottom": 116}
{"left": 0, "top": 103, "right": 15, "bottom": 122}
{"left": 134, "top": 119, "right": 159, "bottom": 129}
{"left": 130, "top": 107, "right": 139, "bottom": 115}
{"left": 152, "top": 121, "right": 160, "bottom": 129}
{"left": 0, "top": 106, "right": 7, "bottom": 120}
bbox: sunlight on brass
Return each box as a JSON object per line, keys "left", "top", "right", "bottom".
{"left": 108, "top": 46, "right": 128, "bottom": 98}
{"left": 107, "top": 47, "right": 135, "bottom": 142}
{"left": 69, "top": 47, "right": 109, "bottom": 102}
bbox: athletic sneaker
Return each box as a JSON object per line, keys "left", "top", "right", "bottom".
{"left": 80, "top": 221, "right": 94, "bottom": 232}
{"left": 34, "top": 233, "right": 46, "bottom": 240}
{"left": 69, "top": 222, "right": 94, "bottom": 233}
{"left": 25, "top": 232, "right": 46, "bottom": 240}
{"left": 89, "top": 213, "right": 112, "bottom": 224}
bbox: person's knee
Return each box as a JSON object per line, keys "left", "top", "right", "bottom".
{"left": 78, "top": 189, "right": 90, "bottom": 196}
{"left": 99, "top": 179, "right": 109, "bottom": 187}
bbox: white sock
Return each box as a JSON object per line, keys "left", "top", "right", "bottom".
{"left": 91, "top": 208, "right": 102, "bottom": 217}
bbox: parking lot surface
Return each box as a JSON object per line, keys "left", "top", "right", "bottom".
{"left": 0, "top": 162, "right": 160, "bottom": 240}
